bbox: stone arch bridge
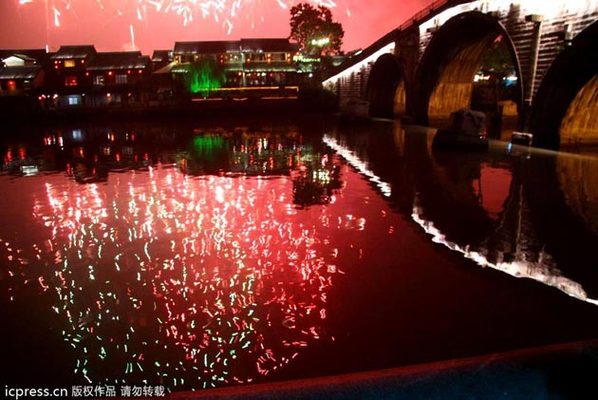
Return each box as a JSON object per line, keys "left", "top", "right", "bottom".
{"left": 323, "top": 0, "right": 598, "bottom": 149}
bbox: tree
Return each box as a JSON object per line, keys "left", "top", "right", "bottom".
{"left": 479, "top": 37, "right": 515, "bottom": 78}
{"left": 184, "top": 59, "right": 225, "bottom": 96}
{"left": 289, "top": 3, "right": 344, "bottom": 56}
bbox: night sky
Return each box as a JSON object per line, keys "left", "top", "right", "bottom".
{"left": 0, "top": 1, "right": 430, "bottom": 54}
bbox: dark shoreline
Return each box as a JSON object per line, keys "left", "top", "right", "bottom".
{"left": 0, "top": 88, "right": 338, "bottom": 127}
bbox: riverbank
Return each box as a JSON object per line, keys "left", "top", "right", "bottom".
{"left": 0, "top": 88, "right": 338, "bottom": 125}
{"left": 170, "top": 339, "right": 598, "bottom": 399}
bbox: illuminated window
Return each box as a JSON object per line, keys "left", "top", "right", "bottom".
{"left": 67, "top": 95, "right": 81, "bottom": 105}
{"left": 93, "top": 75, "right": 105, "bottom": 86}
{"left": 64, "top": 59, "right": 76, "bottom": 68}
{"left": 71, "top": 129, "right": 83, "bottom": 140}
{"left": 115, "top": 74, "right": 127, "bottom": 84}
{"left": 65, "top": 76, "right": 78, "bottom": 87}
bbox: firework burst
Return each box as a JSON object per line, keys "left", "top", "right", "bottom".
{"left": 19, "top": 0, "right": 344, "bottom": 32}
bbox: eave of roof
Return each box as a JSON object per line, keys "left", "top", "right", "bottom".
{"left": 0, "top": 66, "right": 42, "bottom": 80}
{"left": 51, "top": 46, "right": 96, "bottom": 60}
{"left": 240, "top": 38, "right": 296, "bottom": 52}
{"left": 174, "top": 41, "right": 241, "bottom": 54}
{"left": 86, "top": 52, "right": 149, "bottom": 70}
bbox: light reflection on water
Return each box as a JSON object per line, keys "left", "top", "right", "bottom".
{"left": 0, "top": 126, "right": 358, "bottom": 388}
{"left": 325, "top": 123, "right": 598, "bottom": 304}
{"left": 2, "top": 168, "right": 348, "bottom": 388}
{"left": 42, "top": 170, "right": 332, "bottom": 387}
{"left": 411, "top": 198, "right": 598, "bottom": 306}
{"left": 1, "top": 121, "right": 598, "bottom": 391}
{"left": 322, "top": 135, "right": 392, "bottom": 197}
{"left": 323, "top": 123, "right": 598, "bottom": 312}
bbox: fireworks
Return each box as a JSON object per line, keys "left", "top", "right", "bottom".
{"left": 19, "top": 0, "right": 343, "bottom": 32}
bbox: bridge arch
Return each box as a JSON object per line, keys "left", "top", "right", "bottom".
{"left": 415, "top": 11, "right": 523, "bottom": 130}
{"left": 365, "top": 54, "right": 406, "bottom": 119}
{"left": 531, "top": 20, "right": 598, "bottom": 149}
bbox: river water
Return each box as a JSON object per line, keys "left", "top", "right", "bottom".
{"left": 1, "top": 117, "right": 597, "bottom": 392}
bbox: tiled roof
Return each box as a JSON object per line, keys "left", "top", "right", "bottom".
{"left": 87, "top": 52, "right": 150, "bottom": 70}
{"left": 152, "top": 50, "right": 172, "bottom": 62}
{"left": 0, "top": 65, "right": 42, "bottom": 80}
{"left": 1, "top": 53, "right": 36, "bottom": 62}
{"left": 0, "top": 49, "right": 48, "bottom": 63}
{"left": 240, "top": 38, "right": 297, "bottom": 53}
{"left": 51, "top": 45, "right": 96, "bottom": 60}
{"left": 173, "top": 39, "right": 296, "bottom": 55}
{"left": 174, "top": 41, "right": 240, "bottom": 54}
{"left": 153, "top": 61, "right": 177, "bottom": 74}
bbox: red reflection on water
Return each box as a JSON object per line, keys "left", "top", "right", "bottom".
{"left": 473, "top": 164, "right": 512, "bottom": 220}
{"left": 3, "top": 166, "right": 342, "bottom": 388}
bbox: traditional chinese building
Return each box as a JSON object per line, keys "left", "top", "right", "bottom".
{"left": 151, "top": 50, "right": 173, "bottom": 72}
{"left": 239, "top": 38, "right": 298, "bottom": 87}
{"left": 0, "top": 49, "right": 48, "bottom": 96}
{"left": 47, "top": 45, "right": 97, "bottom": 107}
{"left": 49, "top": 45, "right": 96, "bottom": 88}
{"left": 0, "top": 65, "right": 44, "bottom": 95}
{"left": 170, "top": 38, "right": 299, "bottom": 92}
{"left": 0, "top": 49, "right": 49, "bottom": 67}
{"left": 85, "top": 51, "right": 151, "bottom": 107}
{"left": 0, "top": 37, "right": 307, "bottom": 110}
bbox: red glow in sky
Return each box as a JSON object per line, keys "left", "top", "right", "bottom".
{"left": 0, "top": 0, "right": 430, "bottom": 54}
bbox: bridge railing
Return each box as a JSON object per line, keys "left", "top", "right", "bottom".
{"left": 397, "top": 0, "right": 469, "bottom": 31}
{"left": 322, "top": 0, "right": 471, "bottom": 81}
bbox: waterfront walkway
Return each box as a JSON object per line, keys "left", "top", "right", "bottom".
{"left": 171, "top": 339, "right": 598, "bottom": 399}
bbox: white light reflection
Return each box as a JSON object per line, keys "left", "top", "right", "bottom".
{"left": 3, "top": 169, "right": 340, "bottom": 388}
{"left": 411, "top": 197, "right": 598, "bottom": 306}
{"left": 322, "top": 134, "right": 392, "bottom": 197}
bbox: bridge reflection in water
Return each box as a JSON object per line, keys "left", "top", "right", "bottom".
{"left": 325, "top": 122, "right": 598, "bottom": 305}
{"left": 1, "top": 119, "right": 598, "bottom": 392}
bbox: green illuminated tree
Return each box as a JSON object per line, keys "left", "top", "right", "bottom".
{"left": 185, "top": 59, "right": 225, "bottom": 96}
{"left": 289, "top": 3, "right": 344, "bottom": 56}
